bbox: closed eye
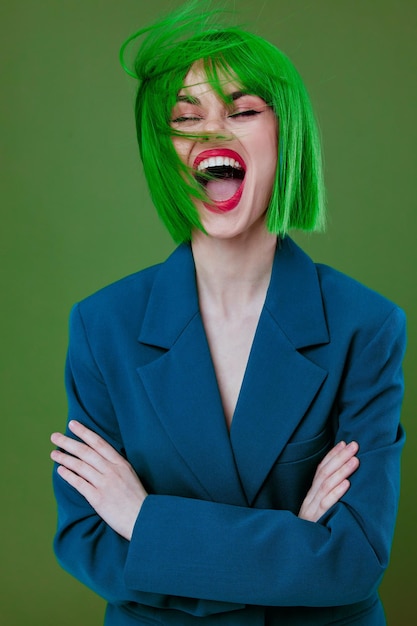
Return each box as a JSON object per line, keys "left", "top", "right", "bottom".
{"left": 229, "top": 110, "right": 261, "bottom": 119}
{"left": 171, "top": 116, "right": 201, "bottom": 123}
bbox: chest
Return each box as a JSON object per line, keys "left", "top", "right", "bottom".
{"left": 104, "top": 305, "right": 340, "bottom": 508}
{"left": 202, "top": 312, "right": 261, "bottom": 429}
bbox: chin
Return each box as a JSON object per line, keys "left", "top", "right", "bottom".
{"left": 197, "top": 213, "right": 269, "bottom": 243}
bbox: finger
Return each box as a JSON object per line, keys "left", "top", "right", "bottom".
{"left": 55, "top": 463, "right": 97, "bottom": 505}
{"left": 299, "top": 443, "right": 346, "bottom": 506}
{"left": 51, "top": 448, "right": 101, "bottom": 485}
{"left": 319, "top": 440, "right": 358, "bottom": 472}
{"left": 318, "top": 455, "right": 360, "bottom": 498}
{"left": 50, "top": 431, "right": 107, "bottom": 474}
{"left": 319, "top": 479, "right": 351, "bottom": 514}
{"left": 303, "top": 442, "right": 359, "bottom": 504}
{"left": 318, "top": 440, "right": 347, "bottom": 470}
{"left": 67, "top": 420, "right": 122, "bottom": 463}
{"left": 315, "top": 441, "right": 359, "bottom": 485}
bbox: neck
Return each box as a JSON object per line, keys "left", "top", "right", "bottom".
{"left": 191, "top": 228, "right": 278, "bottom": 316}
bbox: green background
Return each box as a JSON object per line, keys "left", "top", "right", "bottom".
{"left": 1, "top": 1, "right": 416, "bottom": 623}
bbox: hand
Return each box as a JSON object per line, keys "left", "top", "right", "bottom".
{"left": 298, "top": 440, "right": 359, "bottom": 523}
{"left": 50, "top": 420, "right": 147, "bottom": 540}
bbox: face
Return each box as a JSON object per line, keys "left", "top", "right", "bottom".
{"left": 170, "top": 63, "right": 278, "bottom": 241}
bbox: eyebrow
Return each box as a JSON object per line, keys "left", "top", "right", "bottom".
{"left": 176, "top": 91, "right": 248, "bottom": 105}
{"left": 176, "top": 94, "right": 200, "bottom": 104}
{"left": 230, "top": 91, "right": 247, "bottom": 101}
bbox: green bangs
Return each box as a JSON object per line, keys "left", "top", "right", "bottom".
{"left": 120, "top": 0, "right": 326, "bottom": 242}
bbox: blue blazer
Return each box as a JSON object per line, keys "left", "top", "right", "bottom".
{"left": 53, "top": 237, "right": 406, "bottom": 625}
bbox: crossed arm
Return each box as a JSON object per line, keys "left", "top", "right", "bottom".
{"left": 50, "top": 420, "right": 359, "bottom": 541}
{"left": 50, "top": 301, "right": 405, "bottom": 613}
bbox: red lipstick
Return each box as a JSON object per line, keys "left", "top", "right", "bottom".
{"left": 193, "top": 149, "right": 246, "bottom": 213}
{"left": 193, "top": 149, "right": 246, "bottom": 170}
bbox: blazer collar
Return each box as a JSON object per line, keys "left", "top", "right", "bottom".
{"left": 137, "top": 237, "right": 329, "bottom": 506}
{"left": 139, "top": 237, "right": 329, "bottom": 350}
{"left": 139, "top": 243, "right": 200, "bottom": 349}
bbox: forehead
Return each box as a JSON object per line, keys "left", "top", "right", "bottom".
{"left": 178, "top": 60, "right": 241, "bottom": 98}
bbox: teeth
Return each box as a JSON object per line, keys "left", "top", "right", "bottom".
{"left": 197, "top": 156, "right": 243, "bottom": 172}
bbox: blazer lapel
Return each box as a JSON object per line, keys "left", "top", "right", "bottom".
{"left": 230, "top": 237, "right": 330, "bottom": 505}
{"left": 137, "top": 238, "right": 330, "bottom": 508}
{"left": 137, "top": 245, "right": 247, "bottom": 506}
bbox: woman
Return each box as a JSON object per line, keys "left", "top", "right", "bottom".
{"left": 51, "top": 3, "right": 406, "bottom": 624}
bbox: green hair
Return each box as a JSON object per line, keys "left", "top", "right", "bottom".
{"left": 120, "top": 0, "right": 326, "bottom": 243}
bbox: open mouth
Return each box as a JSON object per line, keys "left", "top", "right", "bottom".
{"left": 193, "top": 149, "right": 246, "bottom": 212}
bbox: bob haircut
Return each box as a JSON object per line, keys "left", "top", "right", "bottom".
{"left": 120, "top": 1, "right": 326, "bottom": 243}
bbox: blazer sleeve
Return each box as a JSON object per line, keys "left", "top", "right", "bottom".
{"left": 124, "top": 305, "right": 406, "bottom": 607}
{"left": 52, "top": 304, "right": 245, "bottom": 617}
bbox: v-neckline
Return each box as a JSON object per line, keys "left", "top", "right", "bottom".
{"left": 198, "top": 284, "right": 271, "bottom": 433}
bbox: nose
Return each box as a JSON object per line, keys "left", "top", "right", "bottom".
{"left": 204, "top": 112, "right": 225, "bottom": 131}
{"left": 200, "top": 112, "right": 230, "bottom": 143}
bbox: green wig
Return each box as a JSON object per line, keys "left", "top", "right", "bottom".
{"left": 120, "top": 0, "right": 326, "bottom": 243}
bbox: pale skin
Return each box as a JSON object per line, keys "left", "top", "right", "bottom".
{"left": 51, "top": 63, "right": 360, "bottom": 543}
{"left": 50, "top": 424, "right": 359, "bottom": 541}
